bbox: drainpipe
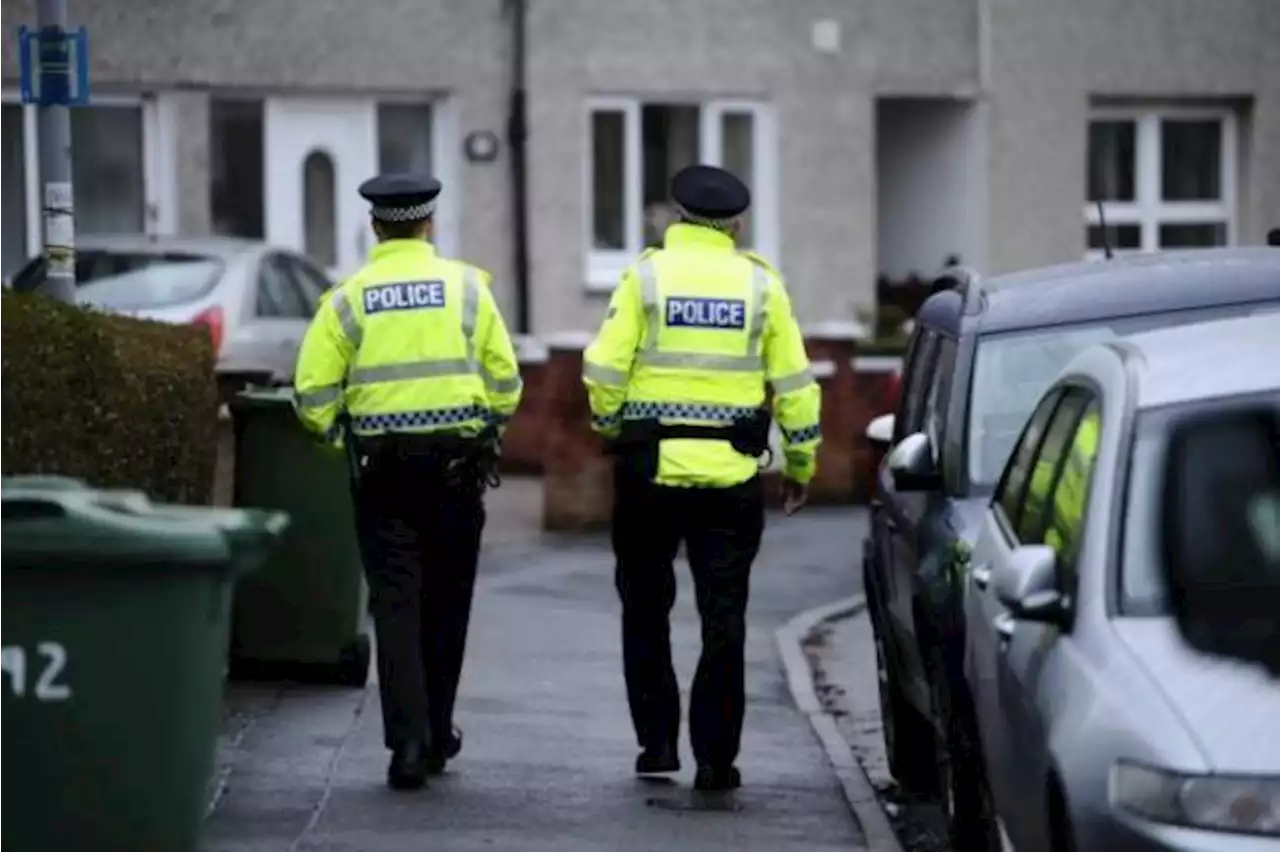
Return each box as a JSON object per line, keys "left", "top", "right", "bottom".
{"left": 506, "top": 0, "right": 532, "bottom": 334}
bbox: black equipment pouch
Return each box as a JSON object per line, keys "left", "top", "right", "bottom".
{"left": 608, "top": 408, "right": 773, "bottom": 482}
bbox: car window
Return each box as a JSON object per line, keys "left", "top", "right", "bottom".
{"left": 283, "top": 256, "right": 332, "bottom": 313}
{"left": 1042, "top": 401, "right": 1101, "bottom": 598}
{"left": 967, "top": 301, "right": 1277, "bottom": 487}
{"left": 256, "top": 255, "right": 311, "bottom": 318}
{"left": 994, "top": 389, "right": 1063, "bottom": 534}
{"left": 898, "top": 329, "right": 940, "bottom": 441}
{"left": 12, "top": 250, "right": 222, "bottom": 308}
{"left": 1015, "top": 390, "right": 1091, "bottom": 544}
{"left": 923, "top": 336, "right": 958, "bottom": 464}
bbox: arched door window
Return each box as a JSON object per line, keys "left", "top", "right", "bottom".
{"left": 302, "top": 149, "right": 337, "bottom": 268}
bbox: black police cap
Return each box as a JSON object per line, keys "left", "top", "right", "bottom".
{"left": 670, "top": 165, "right": 751, "bottom": 220}
{"left": 358, "top": 173, "right": 443, "bottom": 222}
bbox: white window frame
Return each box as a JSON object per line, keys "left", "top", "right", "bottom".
{"left": 0, "top": 90, "right": 175, "bottom": 259}
{"left": 1084, "top": 105, "right": 1237, "bottom": 262}
{"left": 583, "top": 97, "right": 779, "bottom": 292}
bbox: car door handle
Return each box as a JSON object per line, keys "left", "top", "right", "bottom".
{"left": 972, "top": 563, "right": 992, "bottom": 590}
{"left": 994, "top": 612, "right": 1016, "bottom": 643}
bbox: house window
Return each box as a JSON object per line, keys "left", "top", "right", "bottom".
{"left": 1085, "top": 107, "right": 1236, "bottom": 260}
{"left": 2, "top": 104, "right": 28, "bottom": 277}
{"left": 210, "top": 98, "right": 265, "bottom": 238}
{"left": 586, "top": 98, "right": 777, "bottom": 290}
{"left": 302, "top": 150, "right": 337, "bottom": 269}
{"left": 377, "top": 103, "right": 433, "bottom": 174}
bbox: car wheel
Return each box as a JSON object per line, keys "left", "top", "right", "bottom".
{"left": 924, "top": 643, "right": 1002, "bottom": 852}
{"left": 870, "top": 599, "right": 939, "bottom": 797}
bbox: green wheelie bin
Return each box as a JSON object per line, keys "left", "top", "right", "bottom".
{"left": 228, "top": 387, "right": 371, "bottom": 686}
{"left": 1, "top": 475, "right": 289, "bottom": 852}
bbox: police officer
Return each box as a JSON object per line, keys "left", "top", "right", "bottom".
{"left": 583, "top": 164, "right": 822, "bottom": 792}
{"left": 293, "top": 173, "right": 523, "bottom": 791}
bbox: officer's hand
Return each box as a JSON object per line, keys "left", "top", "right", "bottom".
{"left": 781, "top": 478, "right": 808, "bottom": 516}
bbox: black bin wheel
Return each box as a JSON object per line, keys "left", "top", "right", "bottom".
{"left": 332, "top": 634, "right": 371, "bottom": 688}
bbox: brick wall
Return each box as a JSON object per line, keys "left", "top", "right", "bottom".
{"left": 497, "top": 325, "right": 905, "bottom": 531}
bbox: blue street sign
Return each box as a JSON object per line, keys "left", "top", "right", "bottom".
{"left": 17, "top": 25, "right": 90, "bottom": 107}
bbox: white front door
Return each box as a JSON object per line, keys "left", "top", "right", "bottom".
{"left": 265, "top": 98, "right": 377, "bottom": 279}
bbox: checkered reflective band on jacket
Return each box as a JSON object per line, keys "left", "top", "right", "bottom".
{"left": 292, "top": 240, "right": 523, "bottom": 444}
{"left": 582, "top": 223, "right": 822, "bottom": 488}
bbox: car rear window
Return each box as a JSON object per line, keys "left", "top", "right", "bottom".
{"left": 12, "top": 250, "right": 223, "bottom": 310}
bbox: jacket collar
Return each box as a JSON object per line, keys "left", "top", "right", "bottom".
{"left": 663, "top": 222, "right": 736, "bottom": 251}
{"left": 369, "top": 239, "right": 437, "bottom": 262}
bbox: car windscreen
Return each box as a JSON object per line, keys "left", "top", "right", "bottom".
{"left": 12, "top": 250, "right": 223, "bottom": 310}
{"left": 966, "top": 300, "right": 1280, "bottom": 487}
{"left": 1121, "top": 395, "right": 1280, "bottom": 616}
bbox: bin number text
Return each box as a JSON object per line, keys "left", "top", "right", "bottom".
{"left": 2, "top": 642, "right": 72, "bottom": 701}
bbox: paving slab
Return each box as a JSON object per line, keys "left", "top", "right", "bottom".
{"left": 205, "top": 500, "right": 879, "bottom": 851}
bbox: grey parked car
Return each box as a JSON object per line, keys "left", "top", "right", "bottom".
{"left": 9, "top": 235, "right": 333, "bottom": 388}
{"left": 961, "top": 313, "right": 1280, "bottom": 851}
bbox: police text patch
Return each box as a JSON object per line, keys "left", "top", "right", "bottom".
{"left": 664, "top": 297, "right": 746, "bottom": 330}
{"left": 363, "top": 280, "right": 447, "bottom": 315}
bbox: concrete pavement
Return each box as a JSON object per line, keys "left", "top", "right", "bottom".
{"left": 204, "top": 483, "right": 878, "bottom": 851}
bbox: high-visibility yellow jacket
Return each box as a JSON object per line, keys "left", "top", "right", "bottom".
{"left": 1041, "top": 408, "right": 1099, "bottom": 565}
{"left": 293, "top": 239, "right": 522, "bottom": 444}
{"left": 583, "top": 223, "right": 822, "bottom": 488}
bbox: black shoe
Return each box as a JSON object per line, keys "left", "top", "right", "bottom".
{"left": 425, "top": 727, "right": 464, "bottom": 776}
{"left": 694, "top": 764, "right": 741, "bottom": 791}
{"left": 387, "top": 740, "right": 430, "bottom": 790}
{"left": 635, "top": 745, "right": 681, "bottom": 775}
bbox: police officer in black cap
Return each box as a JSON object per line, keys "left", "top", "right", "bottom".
{"left": 583, "top": 165, "right": 822, "bottom": 791}
{"left": 294, "top": 172, "right": 523, "bottom": 791}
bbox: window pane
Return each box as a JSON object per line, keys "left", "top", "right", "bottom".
{"left": 71, "top": 106, "right": 144, "bottom": 234}
{"left": 1162, "top": 119, "right": 1222, "bottom": 201}
{"left": 591, "top": 110, "right": 625, "bottom": 250}
{"left": 642, "top": 104, "right": 699, "bottom": 248}
{"left": 210, "top": 99, "right": 265, "bottom": 238}
{"left": 2, "top": 105, "right": 27, "bottom": 277}
{"left": 722, "top": 111, "right": 755, "bottom": 248}
{"left": 1017, "top": 391, "right": 1088, "bottom": 544}
{"left": 378, "top": 103, "right": 432, "bottom": 174}
{"left": 1159, "top": 222, "right": 1226, "bottom": 248}
{"left": 302, "top": 150, "right": 337, "bottom": 268}
{"left": 1087, "top": 224, "right": 1140, "bottom": 251}
{"left": 1087, "top": 121, "right": 1136, "bottom": 202}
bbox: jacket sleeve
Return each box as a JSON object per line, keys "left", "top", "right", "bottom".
{"left": 470, "top": 268, "right": 523, "bottom": 432}
{"left": 761, "top": 275, "right": 822, "bottom": 484}
{"left": 293, "top": 285, "right": 360, "bottom": 443}
{"left": 582, "top": 265, "right": 646, "bottom": 437}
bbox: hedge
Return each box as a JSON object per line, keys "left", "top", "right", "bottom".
{"left": 1, "top": 290, "right": 220, "bottom": 504}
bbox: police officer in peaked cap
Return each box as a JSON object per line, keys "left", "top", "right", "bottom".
{"left": 583, "top": 164, "right": 823, "bottom": 791}
{"left": 293, "top": 172, "right": 523, "bottom": 790}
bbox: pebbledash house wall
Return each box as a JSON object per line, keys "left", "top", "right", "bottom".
{"left": 2, "top": 0, "right": 1277, "bottom": 329}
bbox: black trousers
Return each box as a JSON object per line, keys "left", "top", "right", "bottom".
{"left": 353, "top": 449, "right": 484, "bottom": 750}
{"left": 612, "top": 467, "right": 765, "bottom": 769}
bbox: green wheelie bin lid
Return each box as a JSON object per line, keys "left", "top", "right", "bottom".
{"left": 1, "top": 476, "right": 290, "bottom": 852}
{"left": 230, "top": 385, "right": 296, "bottom": 412}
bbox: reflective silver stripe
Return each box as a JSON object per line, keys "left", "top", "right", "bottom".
{"left": 462, "top": 268, "right": 481, "bottom": 373}
{"left": 481, "top": 368, "right": 523, "bottom": 394}
{"left": 769, "top": 367, "right": 815, "bottom": 394}
{"left": 347, "top": 359, "right": 474, "bottom": 385}
{"left": 636, "top": 350, "right": 758, "bottom": 371}
{"left": 746, "top": 265, "right": 770, "bottom": 356}
{"left": 331, "top": 289, "right": 362, "bottom": 347}
{"left": 294, "top": 384, "right": 342, "bottom": 408}
{"left": 583, "top": 361, "right": 629, "bottom": 386}
{"left": 636, "top": 257, "right": 660, "bottom": 353}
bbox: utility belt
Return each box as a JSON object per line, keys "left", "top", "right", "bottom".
{"left": 606, "top": 408, "right": 772, "bottom": 482}
{"left": 350, "top": 426, "right": 502, "bottom": 491}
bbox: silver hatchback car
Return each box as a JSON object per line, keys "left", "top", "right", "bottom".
{"left": 962, "top": 313, "right": 1280, "bottom": 851}
{"left": 8, "top": 234, "right": 334, "bottom": 387}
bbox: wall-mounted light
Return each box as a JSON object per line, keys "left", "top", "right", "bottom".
{"left": 464, "top": 130, "right": 500, "bottom": 163}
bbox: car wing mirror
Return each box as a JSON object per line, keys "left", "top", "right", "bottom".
{"left": 994, "top": 544, "right": 1064, "bottom": 623}
{"left": 887, "top": 431, "right": 942, "bottom": 492}
{"left": 865, "top": 413, "right": 895, "bottom": 446}
{"left": 1160, "top": 406, "right": 1280, "bottom": 675}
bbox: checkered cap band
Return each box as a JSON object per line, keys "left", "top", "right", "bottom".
{"left": 371, "top": 200, "right": 436, "bottom": 222}
{"left": 674, "top": 203, "right": 737, "bottom": 231}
